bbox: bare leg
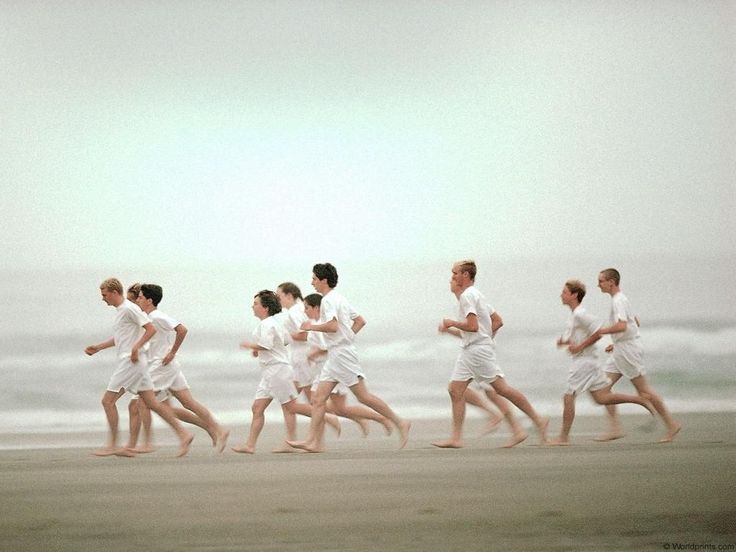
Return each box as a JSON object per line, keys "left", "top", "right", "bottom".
{"left": 138, "top": 390, "right": 194, "bottom": 457}
{"left": 549, "top": 394, "right": 576, "bottom": 446}
{"left": 291, "top": 395, "right": 342, "bottom": 436}
{"left": 629, "top": 376, "right": 681, "bottom": 442}
{"left": 232, "top": 398, "right": 271, "bottom": 454}
{"left": 126, "top": 398, "right": 141, "bottom": 450}
{"left": 171, "top": 389, "right": 229, "bottom": 453}
{"left": 483, "top": 387, "right": 527, "bottom": 446}
{"left": 590, "top": 388, "right": 656, "bottom": 414}
{"left": 464, "top": 387, "right": 503, "bottom": 434}
{"left": 596, "top": 373, "right": 625, "bottom": 441}
{"left": 349, "top": 379, "right": 410, "bottom": 449}
{"left": 490, "top": 377, "right": 548, "bottom": 445}
{"left": 287, "top": 381, "right": 337, "bottom": 452}
{"left": 272, "top": 399, "right": 299, "bottom": 453}
{"left": 328, "top": 393, "right": 392, "bottom": 436}
{"left": 433, "top": 380, "right": 469, "bottom": 448}
{"left": 138, "top": 399, "right": 154, "bottom": 452}
{"left": 95, "top": 390, "right": 135, "bottom": 457}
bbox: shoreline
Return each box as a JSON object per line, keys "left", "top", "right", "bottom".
{"left": 1, "top": 412, "right": 734, "bottom": 551}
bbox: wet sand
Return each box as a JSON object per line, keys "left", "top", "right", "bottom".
{"left": 0, "top": 412, "right": 734, "bottom": 551}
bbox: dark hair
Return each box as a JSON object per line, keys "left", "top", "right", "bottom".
{"left": 140, "top": 283, "right": 163, "bottom": 307}
{"left": 277, "top": 282, "right": 303, "bottom": 301}
{"left": 255, "top": 290, "right": 282, "bottom": 316}
{"left": 313, "top": 263, "right": 338, "bottom": 288}
{"left": 600, "top": 268, "right": 621, "bottom": 286}
{"left": 303, "top": 293, "right": 322, "bottom": 308}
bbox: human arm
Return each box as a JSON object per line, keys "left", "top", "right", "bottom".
{"left": 490, "top": 312, "right": 503, "bottom": 338}
{"left": 438, "top": 322, "right": 462, "bottom": 338}
{"left": 300, "top": 318, "right": 338, "bottom": 333}
{"left": 131, "top": 322, "right": 156, "bottom": 363}
{"left": 351, "top": 316, "right": 366, "bottom": 335}
{"left": 85, "top": 338, "right": 115, "bottom": 356}
{"left": 597, "top": 321, "right": 627, "bottom": 337}
{"left": 162, "top": 324, "right": 187, "bottom": 366}
{"left": 442, "top": 313, "right": 479, "bottom": 333}
{"left": 567, "top": 330, "right": 602, "bottom": 355}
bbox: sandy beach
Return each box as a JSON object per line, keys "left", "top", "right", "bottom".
{"left": 1, "top": 412, "right": 734, "bottom": 552}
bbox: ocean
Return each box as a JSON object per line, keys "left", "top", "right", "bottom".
{"left": 2, "top": 258, "right": 734, "bottom": 442}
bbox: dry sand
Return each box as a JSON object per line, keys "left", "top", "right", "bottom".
{"left": 1, "top": 412, "right": 734, "bottom": 551}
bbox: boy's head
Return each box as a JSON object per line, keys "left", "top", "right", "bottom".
{"left": 563, "top": 279, "right": 586, "bottom": 305}
{"left": 276, "top": 282, "right": 303, "bottom": 308}
{"left": 598, "top": 268, "right": 621, "bottom": 295}
{"left": 312, "top": 263, "right": 338, "bottom": 290}
{"left": 126, "top": 282, "right": 141, "bottom": 302}
{"left": 303, "top": 293, "right": 322, "bottom": 320}
{"left": 139, "top": 283, "right": 163, "bottom": 307}
{"left": 99, "top": 278, "right": 124, "bottom": 306}
{"left": 253, "top": 290, "right": 282, "bottom": 318}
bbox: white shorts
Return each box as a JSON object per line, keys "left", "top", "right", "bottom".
{"left": 604, "top": 339, "right": 645, "bottom": 379}
{"left": 565, "top": 357, "right": 610, "bottom": 395}
{"left": 292, "top": 355, "right": 317, "bottom": 388}
{"left": 255, "top": 364, "right": 298, "bottom": 404}
{"left": 451, "top": 344, "right": 503, "bottom": 385}
{"left": 149, "top": 359, "right": 190, "bottom": 402}
{"left": 107, "top": 354, "right": 153, "bottom": 395}
{"left": 320, "top": 345, "right": 365, "bottom": 388}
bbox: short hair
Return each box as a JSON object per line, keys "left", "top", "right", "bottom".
{"left": 100, "top": 278, "right": 123, "bottom": 294}
{"left": 313, "top": 263, "right": 338, "bottom": 288}
{"left": 600, "top": 268, "right": 621, "bottom": 286}
{"left": 140, "top": 283, "right": 163, "bottom": 307}
{"left": 255, "top": 290, "right": 282, "bottom": 316}
{"left": 126, "top": 282, "right": 141, "bottom": 301}
{"left": 303, "top": 293, "right": 322, "bottom": 308}
{"left": 277, "top": 282, "right": 303, "bottom": 301}
{"left": 565, "top": 279, "right": 587, "bottom": 303}
{"left": 454, "top": 259, "right": 477, "bottom": 281}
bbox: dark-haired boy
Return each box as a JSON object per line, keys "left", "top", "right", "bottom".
{"left": 135, "top": 283, "right": 229, "bottom": 453}
{"left": 233, "top": 290, "right": 299, "bottom": 454}
{"left": 288, "top": 263, "right": 410, "bottom": 452}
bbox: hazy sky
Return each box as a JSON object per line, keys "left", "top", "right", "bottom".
{"left": 2, "top": 1, "right": 734, "bottom": 271}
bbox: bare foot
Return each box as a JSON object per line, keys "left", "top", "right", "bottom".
{"left": 594, "top": 431, "right": 625, "bottom": 442}
{"left": 431, "top": 439, "right": 463, "bottom": 449}
{"left": 130, "top": 444, "right": 156, "bottom": 454}
{"left": 93, "top": 446, "right": 123, "bottom": 457}
{"left": 231, "top": 444, "right": 255, "bottom": 454}
{"left": 536, "top": 416, "right": 550, "bottom": 445}
{"left": 502, "top": 432, "right": 528, "bottom": 448}
{"left": 326, "top": 415, "right": 341, "bottom": 437}
{"left": 176, "top": 433, "right": 194, "bottom": 458}
{"left": 380, "top": 417, "right": 393, "bottom": 436}
{"left": 114, "top": 448, "right": 138, "bottom": 457}
{"left": 481, "top": 415, "right": 503, "bottom": 436}
{"left": 548, "top": 437, "right": 570, "bottom": 447}
{"left": 355, "top": 418, "right": 370, "bottom": 437}
{"left": 285, "top": 440, "right": 324, "bottom": 453}
{"left": 398, "top": 420, "right": 411, "bottom": 449}
{"left": 272, "top": 443, "right": 300, "bottom": 453}
{"left": 658, "top": 422, "right": 682, "bottom": 443}
{"left": 215, "top": 429, "right": 230, "bottom": 454}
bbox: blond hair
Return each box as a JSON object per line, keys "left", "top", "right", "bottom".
{"left": 454, "top": 259, "right": 477, "bottom": 281}
{"left": 100, "top": 278, "right": 123, "bottom": 294}
{"left": 564, "top": 279, "right": 587, "bottom": 302}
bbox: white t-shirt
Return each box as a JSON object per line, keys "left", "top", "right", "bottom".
{"left": 146, "top": 309, "right": 181, "bottom": 361}
{"left": 319, "top": 290, "right": 359, "bottom": 349}
{"left": 113, "top": 299, "right": 150, "bottom": 358}
{"left": 282, "top": 302, "right": 309, "bottom": 354}
{"left": 252, "top": 315, "right": 291, "bottom": 368}
{"left": 563, "top": 306, "right": 602, "bottom": 358}
{"left": 457, "top": 286, "right": 494, "bottom": 348}
{"left": 609, "top": 292, "right": 640, "bottom": 342}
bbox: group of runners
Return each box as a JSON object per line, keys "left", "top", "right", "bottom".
{"left": 84, "top": 261, "right": 680, "bottom": 457}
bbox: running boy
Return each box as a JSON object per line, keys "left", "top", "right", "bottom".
{"left": 232, "top": 290, "right": 299, "bottom": 454}
{"left": 85, "top": 278, "right": 193, "bottom": 457}
{"left": 595, "top": 268, "right": 681, "bottom": 442}
{"left": 135, "top": 283, "right": 229, "bottom": 452}
{"left": 433, "top": 260, "right": 548, "bottom": 449}
{"left": 287, "top": 263, "right": 411, "bottom": 452}
{"left": 550, "top": 279, "right": 655, "bottom": 445}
